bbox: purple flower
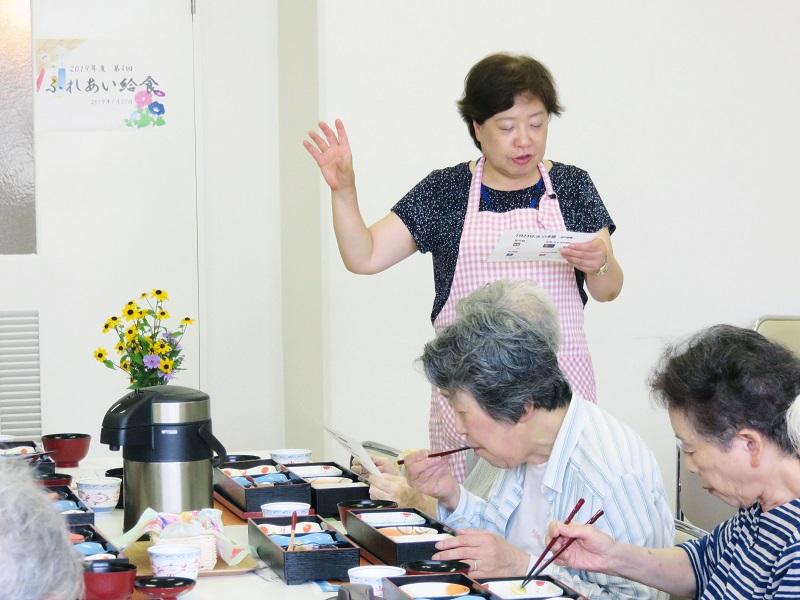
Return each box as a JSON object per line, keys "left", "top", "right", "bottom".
{"left": 143, "top": 354, "right": 160, "bottom": 368}
{"left": 153, "top": 89, "right": 165, "bottom": 97}
{"left": 157, "top": 371, "right": 174, "bottom": 381}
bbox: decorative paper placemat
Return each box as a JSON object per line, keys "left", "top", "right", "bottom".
{"left": 123, "top": 541, "right": 259, "bottom": 577}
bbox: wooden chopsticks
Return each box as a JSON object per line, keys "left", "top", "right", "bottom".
{"left": 287, "top": 511, "right": 298, "bottom": 552}
{"left": 397, "top": 446, "right": 472, "bottom": 465}
{"left": 520, "top": 502, "right": 605, "bottom": 588}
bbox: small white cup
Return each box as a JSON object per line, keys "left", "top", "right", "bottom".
{"left": 347, "top": 565, "right": 406, "bottom": 597}
{"left": 76, "top": 477, "right": 122, "bottom": 512}
{"left": 269, "top": 448, "right": 312, "bottom": 464}
{"left": 261, "top": 501, "right": 311, "bottom": 518}
{"left": 148, "top": 544, "right": 202, "bottom": 580}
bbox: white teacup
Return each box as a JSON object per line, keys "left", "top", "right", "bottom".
{"left": 148, "top": 544, "right": 202, "bottom": 580}
{"left": 347, "top": 565, "right": 406, "bottom": 597}
{"left": 269, "top": 448, "right": 312, "bottom": 464}
{"left": 261, "top": 501, "right": 311, "bottom": 518}
{"left": 76, "top": 477, "right": 121, "bottom": 512}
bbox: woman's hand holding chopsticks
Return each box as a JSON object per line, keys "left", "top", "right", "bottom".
{"left": 402, "top": 449, "right": 461, "bottom": 511}
{"left": 544, "top": 512, "right": 615, "bottom": 574}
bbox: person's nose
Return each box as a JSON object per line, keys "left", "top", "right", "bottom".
{"left": 515, "top": 128, "right": 532, "bottom": 148}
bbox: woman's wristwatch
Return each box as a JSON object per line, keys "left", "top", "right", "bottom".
{"left": 594, "top": 253, "right": 609, "bottom": 276}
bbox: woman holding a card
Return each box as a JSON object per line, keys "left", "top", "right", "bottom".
{"left": 304, "top": 52, "right": 623, "bottom": 482}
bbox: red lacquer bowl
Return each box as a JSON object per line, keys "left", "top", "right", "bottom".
{"left": 134, "top": 577, "right": 196, "bottom": 599}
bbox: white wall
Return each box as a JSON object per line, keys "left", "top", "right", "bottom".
{"left": 315, "top": 0, "right": 800, "bottom": 505}
{"left": 12, "top": 1, "right": 800, "bottom": 512}
{"left": 193, "top": 0, "right": 284, "bottom": 455}
{"left": 26, "top": 0, "right": 200, "bottom": 450}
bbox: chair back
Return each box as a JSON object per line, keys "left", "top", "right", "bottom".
{"left": 670, "top": 519, "right": 708, "bottom": 600}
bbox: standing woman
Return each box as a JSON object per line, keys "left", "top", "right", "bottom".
{"left": 304, "top": 53, "right": 623, "bottom": 482}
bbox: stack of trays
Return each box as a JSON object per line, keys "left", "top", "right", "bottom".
{"left": 0, "top": 440, "right": 56, "bottom": 475}
{"left": 286, "top": 461, "right": 370, "bottom": 518}
{"left": 345, "top": 507, "right": 457, "bottom": 566}
{"left": 47, "top": 485, "right": 94, "bottom": 525}
{"left": 248, "top": 515, "right": 360, "bottom": 585}
{"left": 213, "top": 458, "right": 311, "bottom": 516}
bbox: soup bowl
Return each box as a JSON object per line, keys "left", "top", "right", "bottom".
{"left": 82, "top": 561, "right": 137, "bottom": 600}
{"left": 41, "top": 433, "right": 91, "bottom": 468}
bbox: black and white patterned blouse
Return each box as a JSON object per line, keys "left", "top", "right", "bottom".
{"left": 392, "top": 161, "right": 616, "bottom": 323}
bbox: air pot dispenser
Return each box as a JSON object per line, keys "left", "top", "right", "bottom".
{"left": 100, "top": 385, "right": 227, "bottom": 531}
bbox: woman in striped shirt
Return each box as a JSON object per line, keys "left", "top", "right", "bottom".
{"left": 548, "top": 324, "right": 800, "bottom": 599}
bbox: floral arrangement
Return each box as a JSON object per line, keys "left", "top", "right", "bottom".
{"left": 94, "top": 289, "right": 195, "bottom": 389}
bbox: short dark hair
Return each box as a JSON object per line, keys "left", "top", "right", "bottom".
{"left": 457, "top": 53, "right": 564, "bottom": 151}
{"left": 650, "top": 324, "right": 800, "bottom": 454}
{"left": 418, "top": 304, "right": 572, "bottom": 424}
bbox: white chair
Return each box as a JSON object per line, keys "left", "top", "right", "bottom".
{"left": 754, "top": 315, "right": 800, "bottom": 355}
{"left": 670, "top": 519, "right": 708, "bottom": 600}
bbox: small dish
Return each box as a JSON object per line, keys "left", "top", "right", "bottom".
{"left": 53, "top": 500, "right": 79, "bottom": 512}
{"left": 74, "top": 541, "right": 106, "bottom": 556}
{"left": 221, "top": 465, "right": 279, "bottom": 477}
{"left": 337, "top": 499, "right": 398, "bottom": 527}
{"left": 401, "top": 559, "right": 470, "bottom": 575}
{"left": 398, "top": 581, "right": 471, "bottom": 598}
{"left": 359, "top": 511, "right": 426, "bottom": 527}
{"left": 379, "top": 526, "right": 438, "bottom": 537}
{"left": 484, "top": 579, "right": 565, "bottom": 599}
{"left": 134, "top": 576, "right": 196, "bottom": 599}
{"left": 289, "top": 465, "right": 343, "bottom": 477}
{"left": 269, "top": 531, "right": 336, "bottom": 548}
{"left": 224, "top": 454, "right": 262, "bottom": 463}
{"left": 257, "top": 522, "right": 324, "bottom": 535}
{"left": 38, "top": 472, "right": 73, "bottom": 487}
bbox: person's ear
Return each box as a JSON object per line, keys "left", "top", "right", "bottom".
{"left": 473, "top": 120, "right": 483, "bottom": 143}
{"left": 738, "top": 429, "right": 764, "bottom": 467}
{"left": 518, "top": 404, "right": 535, "bottom": 424}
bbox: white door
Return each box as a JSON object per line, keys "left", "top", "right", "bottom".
{"left": 0, "top": 0, "right": 199, "bottom": 438}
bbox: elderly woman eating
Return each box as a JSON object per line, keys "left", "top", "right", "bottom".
{"left": 548, "top": 324, "right": 800, "bottom": 599}
{"left": 403, "top": 289, "right": 673, "bottom": 599}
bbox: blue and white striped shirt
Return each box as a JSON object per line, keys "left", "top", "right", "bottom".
{"left": 680, "top": 498, "right": 800, "bottom": 599}
{"left": 438, "top": 397, "right": 674, "bottom": 600}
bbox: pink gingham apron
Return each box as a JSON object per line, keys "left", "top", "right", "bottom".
{"left": 429, "top": 158, "right": 596, "bottom": 482}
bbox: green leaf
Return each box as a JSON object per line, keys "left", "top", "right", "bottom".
{"left": 103, "top": 359, "right": 116, "bottom": 370}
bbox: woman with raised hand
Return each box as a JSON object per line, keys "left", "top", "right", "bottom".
{"left": 305, "top": 52, "right": 623, "bottom": 482}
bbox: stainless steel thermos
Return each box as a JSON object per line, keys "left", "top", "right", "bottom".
{"left": 100, "top": 386, "right": 227, "bottom": 531}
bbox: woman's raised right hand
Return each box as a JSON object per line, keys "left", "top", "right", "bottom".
{"left": 303, "top": 119, "right": 356, "bottom": 191}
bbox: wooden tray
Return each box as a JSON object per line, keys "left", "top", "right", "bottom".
{"left": 214, "top": 488, "right": 266, "bottom": 520}
{"left": 122, "top": 541, "right": 259, "bottom": 577}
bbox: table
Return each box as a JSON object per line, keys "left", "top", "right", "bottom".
{"left": 62, "top": 457, "right": 338, "bottom": 600}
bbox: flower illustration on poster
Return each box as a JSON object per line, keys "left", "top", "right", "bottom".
{"left": 33, "top": 38, "right": 173, "bottom": 132}
{"left": 126, "top": 88, "right": 167, "bottom": 128}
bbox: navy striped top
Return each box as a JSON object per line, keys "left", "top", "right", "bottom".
{"left": 680, "top": 498, "right": 800, "bottom": 599}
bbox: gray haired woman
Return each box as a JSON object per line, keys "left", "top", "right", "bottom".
{"left": 404, "top": 300, "right": 672, "bottom": 598}
{"left": 548, "top": 324, "right": 800, "bottom": 599}
{"left": 0, "top": 458, "right": 84, "bottom": 600}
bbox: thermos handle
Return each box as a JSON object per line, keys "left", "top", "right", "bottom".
{"left": 198, "top": 423, "right": 228, "bottom": 468}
